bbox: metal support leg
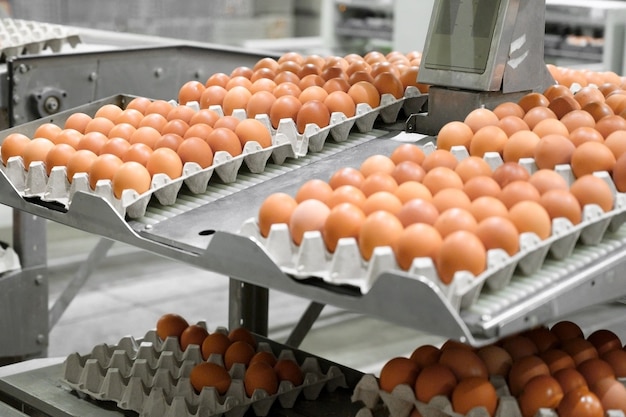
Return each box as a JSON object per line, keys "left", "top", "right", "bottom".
{"left": 228, "top": 278, "right": 268, "bottom": 336}
{"left": 0, "top": 210, "right": 47, "bottom": 364}
{"left": 285, "top": 301, "right": 325, "bottom": 348}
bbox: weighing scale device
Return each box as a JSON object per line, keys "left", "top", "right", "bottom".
{"left": 408, "top": 0, "right": 556, "bottom": 135}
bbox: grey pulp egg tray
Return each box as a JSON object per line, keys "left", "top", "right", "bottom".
{"left": 0, "top": 87, "right": 426, "bottom": 220}
{"left": 0, "top": 18, "right": 81, "bottom": 60}
{"left": 238, "top": 141, "right": 626, "bottom": 313}
{"left": 61, "top": 324, "right": 348, "bottom": 417}
{"left": 351, "top": 373, "right": 626, "bottom": 417}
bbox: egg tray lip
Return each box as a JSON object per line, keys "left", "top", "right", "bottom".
{"left": 60, "top": 324, "right": 349, "bottom": 417}
{"left": 0, "top": 88, "right": 426, "bottom": 220}
{"left": 351, "top": 373, "right": 626, "bottom": 417}
{"left": 0, "top": 18, "right": 82, "bottom": 60}
{"left": 238, "top": 142, "right": 626, "bottom": 313}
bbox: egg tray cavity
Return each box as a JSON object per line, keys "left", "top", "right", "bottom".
{"left": 351, "top": 373, "right": 626, "bottom": 417}
{"left": 0, "top": 88, "right": 425, "bottom": 220}
{"left": 238, "top": 142, "right": 626, "bottom": 313}
{"left": 61, "top": 325, "right": 348, "bottom": 417}
{"left": 0, "top": 18, "right": 81, "bottom": 59}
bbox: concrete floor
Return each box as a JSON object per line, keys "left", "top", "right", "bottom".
{"left": 6, "top": 219, "right": 444, "bottom": 377}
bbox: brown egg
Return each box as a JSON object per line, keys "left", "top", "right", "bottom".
{"left": 373, "top": 72, "right": 404, "bottom": 99}
{"left": 518, "top": 375, "right": 564, "bottom": 417}
{"left": 269, "top": 95, "right": 302, "bottom": 129}
{"left": 45, "top": 143, "right": 76, "bottom": 175}
{"left": 557, "top": 387, "right": 603, "bottom": 417}
{"left": 378, "top": 357, "right": 420, "bottom": 393}
{"left": 498, "top": 115, "right": 530, "bottom": 137}
{"left": 88, "top": 153, "right": 123, "bottom": 189}
{"left": 85, "top": 116, "right": 115, "bottom": 136}
{"left": 323, "top": 78, "right": 351, "bottom": 94}
{"left": 245, "top": 91, "right": 276, "bottom": 119}
{"left": 108, "top": 123, "right": 136, "bottom": 142}
{"left": 257, "top": 192, "right": 298, "bottom": 237}
{"left": 540, "top": 189, "right": 583, "bottom": 225}
{"left": 451, "top": 377, "right": 497, "bottom": 417}
{"left": 560, "top": 109, "right": 596, "bottom": 132}
{"left": 129, "top": 126, "right": 161, "bottom": 149}
{"left": 477, "top": 345, "right": 513, "bottom": 377}
{"left": 395, "top": 223, "right": 442, "bottom": 270}
{"left": 587, "top": 329, "right": 622, "bottom": 355}
{"left": 508, "top": 354, "right": 550, "bottom": 396}
{"left": 570, "top": 174, "right": 614, "bottom": 212}
{"left": 475, "top": 216, "right": 519, "bottom": 256}
{"left": 529, "top": 169, "right": 569, "bottom": 194}
{"left": 604, "top": 130, "right": 626, "bottom": 159}
{"left": 533, "top": 134, "right": 575, "bottom": 170}
{"left": 464, "top": 176, "right": 501, "bottom": 200}
{"left": 189, "top": 362, "right": 231, "bottom": 394}
{"left": 453, "top": 157, "right": 492, "bottom": 183}
{"left": 67, "top": 149, "right": 98, "bottom": 183}
{"left": 183, "top": 124, "right": 213, "bottom": 142}
{"left": 22, "top": 138, "right": 55, "bottom": 170}
{"left": 518, "top": 92, "right": 550, "bottom": 113}
{"left": 146, "top": 147, "right": 183, "bottom": 179}
{"left": 348, "top": 70, "right": 375, "bottom": 86}
{"left": 115, "top": 108, "right": 144, "bottom": 127}
{"left": 222, "top": 86, "right": 252, "bottom": 116}
{"left": 360, "top": 154, "right": 396, "bottom": 177}
{"left": 533, "top": 118, "right": 569, "bottom": 138}
{"left": 469, "top": 125, "right": 508, "bottom": 157}
{"left": 329, "top": 166, "right": 365, "bottom": 189}
{"left": 201, "top": 332, "right": 232, "bottom": 360}
{"left": 548, "top": 94, "right": 581, "bottom": 119}
{"left": 273, "top": 81, "right": 301, "bottom": 98}
{"left": 322, "top": 202, "right": 365, "bottom": 252}
{"left": 125, "top": 96, "right": 152, "bottom": 113}
{"left": 180, "top": 324, "right": 209, "bottom": 351}
{"left": 1, "top": 133, "right": 31, "bottom": 165}
{"left": 571, "top": 142, "right": 616, "bottom": 178}
{"left": 205, "top": 72, "right": 230, "bottom": 88}
{"left": 422, "top": 166, "right": 463, "bottom": 195}
{"left": 122, "top": 143, "right": 153, "bottom": 166}
{"left": 178, "top": 80, "right": 206, "bottom": 105}
{"left": 414, "top": 363, "right": 457, "bottom": 403}
{"left": 493, "top": 101, "right": 525, "bottom": 119}
{"left": 541, "top": 348, "right": 576, "bottom": 374}
{"left": 76, "top": 131, "right": 108, "bottom": 155}
{"left": 491, "top": 161, "right": 530, "bottom": 188}
{"left": 561, "top": 338, "right": 599, "bottom": 366}
{"left": 34, "top": 122, "right": 62, "bottom": 141}
{"left": 347, "top": 81, "right": 380, "bottom": 108}
{"left": 254, "top": 57, "right": 279, "bottom": 73}
{"left": 156, "top": 313, "right": 189, "bottom": 340}
{"left": 299, "top": 85, "right": 328, "bottom": 104}
{"left": 274, "top": 358, "right": 304, "bottom": 386}
{"left": 422, "top": 149, "right": 459, "bottom": 171}
{"left": 469, "top": 196, "right": 508, "bottom": 222}
{"left": 595, "top": 114, "right": 626, "bottom": 138}
{"left": 437, "top": 121, "right": 474, "bottom": 151}
{"left": 613, "top": 153, "right": 626, "bottom": 192}
{"left": 554, "top": 367, "right": 588, "bottom": 394}
{"left": 551, "top": 320, "right": 584, "bottom": 341}
{"left": 432, "top": 188, "right": 472, "bottom": 213}
{"left": 228, "top": 326, "right": 257, "bottom": 348}
{"left": 289, "top": 199, "right": 331, "bottom": 245}
{"left": 577, "top": 358, "right": 615, "bottom": 387}
{"left": 499, "top": 180, "right": 541, "bottom": 209}
{"left": 235, "top": 119, "right": 272, "bottom": 149}
{"left": 508, "top": 200, "right": 552, "bottom": 240}
{"left": 544, "top": 84, "right": 573, "bottom": 102}
{"left": 296, "top": 100, "right": 331, "bottom": 133}
{"left": 205, "top": 127, "right": 242, "bottom": 157}
{"left": 502, "top": 130, "right": 541, "bottom": 163}
{"left": 274, "top": 70, "right": 300, "bottom": 86}
{"left": 525, "top": 327, "right": 562, "bottom": 355}
{"left": 436, "top": 230, "right": 486, "bottom": 283}
{"left": 166, "top": 105, "right": 196, "bottom": 124}
{"left": 250, "top": 77, "right": 277, "bottom": 94}
{"left": 358, "top": 210, "right": 403, "bottom": 260}
{"left": 200, "top": 85, "right": 228, "bottom": 109}
{"left": 601, "top": 349, "right": 626, "bottom": 378}
{"left": 392, "top": 161, "right": 426, "bottom": 184}
{"left": 295, "top": 178, "right": 333, "bottom": 204}
{"left": 574, "top": 86, "right": 606, "bottom": 108}
{"left": 523, "top": 106, "right": 557, "bottom": 130}
{"left": 224, "top": 340, "right": 255, "bottom": 370}
{"left": 569, "top": 126, "right": 604, "bottom": 147}
{"left": 225, "top": 76, "right": 253, "bottom": 90}
{"left": 410, "top": 344, "right": 441, "bottom": 368}
{"left": 111, "top": 161, "right": 151, "bottom": 198}
{"left": 592, "top": 377, "right": 626, "bottom": 414}
{"left": 249, "top": 350, "right": 277, "bottom": 367}
{"left": 64, "top": 112, "right": 93, "bottom": 133}
{"left": 177, "top": 137, "right": 213, "bottom": 169}
{"left": 320, "top": 66, "right": 346, "bottom": 82}
{"left": 463, "top": 107, "right": 499, "bottom": 133}
{"left": 324, "top": 90, "right": 356, "bottom": 117}
{"left": 362, "top": 190, "right": 402, "bottom": 215}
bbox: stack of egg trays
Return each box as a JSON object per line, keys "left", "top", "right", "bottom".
{"left": 238, "top": 142, "right": 626, "bottom": 312}
{"left": 61, "top": 324, "right": 348, "bottom": 417}
{"left": 350, "top": 373, "right": 626, "bottom": 417}
{"left": 0, "top": 87, "right": 425, "bottom": 220}
{"left": 0, "top": 18, "right": 81, "bottom": 59}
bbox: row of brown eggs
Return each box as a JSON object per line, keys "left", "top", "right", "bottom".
{"left": 257, "top": 140, "right": 613, "bottom": 284}
{"left": 156, "top": 313, "right": 303, "bottom": 397}
{"left": 379, "top": 321, "right": 626, "bottom": 417}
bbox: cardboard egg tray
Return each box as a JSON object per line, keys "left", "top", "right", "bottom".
{"left": 351, "top": 373, "right": 626, "bottom": 417}
{"left": 238, "top": 142, "right": 626, "bottom": 312}
{"left": 0, "top": 18, "right": 81, "bottom": 59}
{"left": 0, "top": 87, "right": 426, "bottom": 219}
{"left": 61, "top": 325, "right": 347, "bottom": 417}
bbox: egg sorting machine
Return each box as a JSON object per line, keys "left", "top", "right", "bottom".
{"left": 2, "top": 2, "right": 626, "bottom": 415}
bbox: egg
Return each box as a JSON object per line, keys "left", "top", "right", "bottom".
{"left": 34, "top": 122, "right": 62, "bottom": 141}
{"left": 64, "top": 112, "right": 93, "bottom": 133}
{"left": 213, "top": 115, "right": 240, "bottom": 131}
{"left": 234, "top": 119, "right": 272, "bottom": 149}
{"left": 507, "top": 354, "right": 550, "bottom": 396}
{"left": 45, "top": 143, "right": 76, "bottom": 175}
{"left": 593, "top": 377, "right": 626, "bottom": 414}
{"left": 189, "top": 362, "right": 231, "bottom": 395}
{"left": 228, "top": 327, "right": 257, "bottom": 348}
{"left": 469, "top": 196, "right": 509, "bottom": 222}
{"left": 463, "top": 107, "right": 499, "bottom": 133}
{"left": 108, "top": 122, "right": 136, "bottom": 141}
{"left": 557, "top": 387, "right": 604, "bottom": 417}
{"left": 88, "top": 153, "right": 123, "bottom": 189}
{"left": 205, "top": 127, "right": 243, "bottom": 157}
{"left": 414, "top": 363, "right": 457, "bottom": 403}
{"left": 257, "top": 192, "right": 298, "bottom": 237}
{"left": 183, "top": 124, "right": 213, "bottom": 142}
{"left": 548, "top": 94, "right": 581, "bottom": 119}
{"left": 360, "top": 154, "right": 396, "bottom": 177}
{"left": 436, "top": 230, "right": 486, "bottom": 283}
{"left": 289, "top": 199, "right": 331, "bottom": 245}
{"left": 178, "top": 80, "right": 206, "bottom": 105}
{"left": 190, "top": 109, "right": 220, "bottom": 127}
{"left": 347, "top": 81, "right": 380, "bottom": 108}
{"left": 601, "top": 349, "right": 626, "bottom": 378}
{"left": 123, "top": 143, "right": 153, "bottom": 166}
{"left": 323, "top": 78, "right": 351, "bottom": 94}
{"left": 222, "top": 86, "right": 252, "bottom": 116}
{"left": 577, "top": 358, "right": 616, "bottom": 388}
{"left": 395, "top": 223, "right": 443, "bottom": 270}
{"left": 454, "top": 156, "right": 492, "bottom": 182}
{"left": 378, "top": 357, "right": 420, "bottom": 393}
{"left": 501, "top": 334, "right": 540, "bottom": 361}
{"left": 295, "top": 178, "right": 333, "bottom": 204}
{"left": 392, "top": 161, "right": 426, "bottom": 184}
{"left": 180, "top": 324, "right": 209, "bottom": 351}
{"left": 244, "top": 361, "right": 279, "bottom": 397}
{"left": 523, "top": 106, "right": 557, "bottom": 130}
{"left": 529, "top": 169, "right": 569, "bottom": 194}
{"left": 432, "top": 188, "right": 471, "bottom": 213}
{"left": 571, "top": 141, "right": 616, "bottom": 178}
{"left": 451, "top": 377, "right": 497, "bottom": 417}
{"left": 225, "top": 76, "right": 253, "bottom": 90}
{"left": 595, "top": 114, "right": 626, "bottom": 138}
{"left": 200, "top": 85, "right": 228, "bottom": 109}
{"left": 373, "top": 72, "right": 404, "bottom": 99}
{"left": 129, "top": 126, "right": 162, "bottom": 149}
{"left": 177, "top": 137, "right": 214, "bottom": 169}
{"left": 84, "top": 116, "right": 115, "bottom": 136}
{"left": 551, "top": 320, "right": 584, "bottom": 341}
{"left": 274, "top": 70, "right": 301, "bottom": 86}
{"left": 253, "top": 57, "right": 279, "bottom": 73}
{"left": 125, "top": 96, "right": 152, "bottom": 113}
{"left": 410, "top": 344, "right": 441, "bottom": 368}
{"left": 508, "top": 200, "right": 552, "bottom": 240}
{"left": 463, "top": 176, "right": 502, "bottom": 200}
{"left": 348, "top": 70, "right": 375, "bottom": 86}
{"left": 322, "top": 202, "right": 365, "bottom": 252}
{"left": 561, "top": 338, "right": 599, "bottom": 366}
{"left": 114, "top": 108, "right": 144, "bottom": 127}
{"left": 476, "top": 345, "right": 513, "bottom": 377}
{"left": 394, "top": 181, "right": 432, "bottom": 204}
{"left": 532, "top": 118, "right": 570, "bottom": 138}
{"left": 360, "top": 173, "right": 398, "bottom": 197}
{"left": 161, "top": 119, "right": 190, "bottom": 138}
{"left": 166, "top": 105, "right": 196, "bottom": 124}
{"left": 554, "top": 368, "right": 588, "bottom": 395}
{"left": 540, "top": 348, "right": 576, "bottom": 374}
{"left": 201, "top": 332, "right": 232, "bottom": 360}
{"left": 525, "top": 326, "right": 561, "bottom": 354}
{"left": 268, "top": 95, "right": 302, "bottom": 129}
{"left": 587, "top": 329, "right": 622, "bottom": 355}
{"left": 469, "top": 125, "right": 508, "bottom": 157}
{"left": 533, "top": 134, "right": 575, "bottom": 170}
{"left": 613, "top": 153, "right": 626, "bottom": 192}
{"left": 112, "top": 161, "right": 152, "bottom": 199}
{"left": 422, "top": 166, "right": 463, "bottom": 195}
{"left": 390, "top": 143, "right": 426, "bottom": 166}
{"left": 66, "top": 149, "right": 98, "bottom": 182}
{"left": 156, "top": 313, "right": 189, "bottom": 340}
{"left": 540, "top": 189, "right": 583, "bottom": 225}
{"left": 274, "top": 358, "right": 304, "bottom": 386}
{"left": 146, "top": 147, "right": 183, "bottom": 179}
{"left": 396, "top": 198, "right": 438, "bottom": 228}
{"left": 518, "top": 375, "right": 564, "bottom": 417}
{"left": 273, "top": 81, "right": 301, "bottom": 98}
{"left": 1, "top": 133, "right": 31, "bottom": 165}
{"left": 22, "top": 138, "right": 55, "bottom": 171}
{"left": 422, "top": 149, "right": 459, "bottom": 171}
{"left": 570, "top": 174, "right": 614, "bottom": 212}
{"left": 574, "top": 85, "right": 605, "bottom": 108}
{"left": 358, "top": 210, "right": 404, "bottom": 260}
{"left": 249, "top": 350, "right": 277, "bottom": 367}
{"left": 328, "top": 166, "right": 365, "bottom": 189}
{"left": 499, "top": 180, "right": 541, "bottom": 209}
{"left": 323, "top": 90, "right": 356, "bottom": 118}
{"left": 493, "top": 101, "right": 525, "bottom": 119}
{"left": 604, "top": 130, "right": 626, "bottom": 159}
{"left": 295, "top": 98, "right": 333, "bottom": 135}
{"left": 560, "top": 109, "right": 596, "bottom": 132}
{"left": 475, "top": 216, "right": 520, "bottom": 256}
{"left": 205, "top": 72, "right": 230, "bottom": 88}
{"left": 362, "top": 191, "right": 402, "bottom": 215}
{"left": 224, "top": 340, "right": 255, "bottom": 370}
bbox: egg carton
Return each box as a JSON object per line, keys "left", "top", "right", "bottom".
{"left": 351, "top": 373, "right": 626, "bottom": 417}
{"left": 0, "top": 18, "right": 81, "bottom": 59}
{"left": 61, "top": 324, "right": 347, "bottom": 417}
{"left": 238, "top": 143, "right": 626, "bottom": 312}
